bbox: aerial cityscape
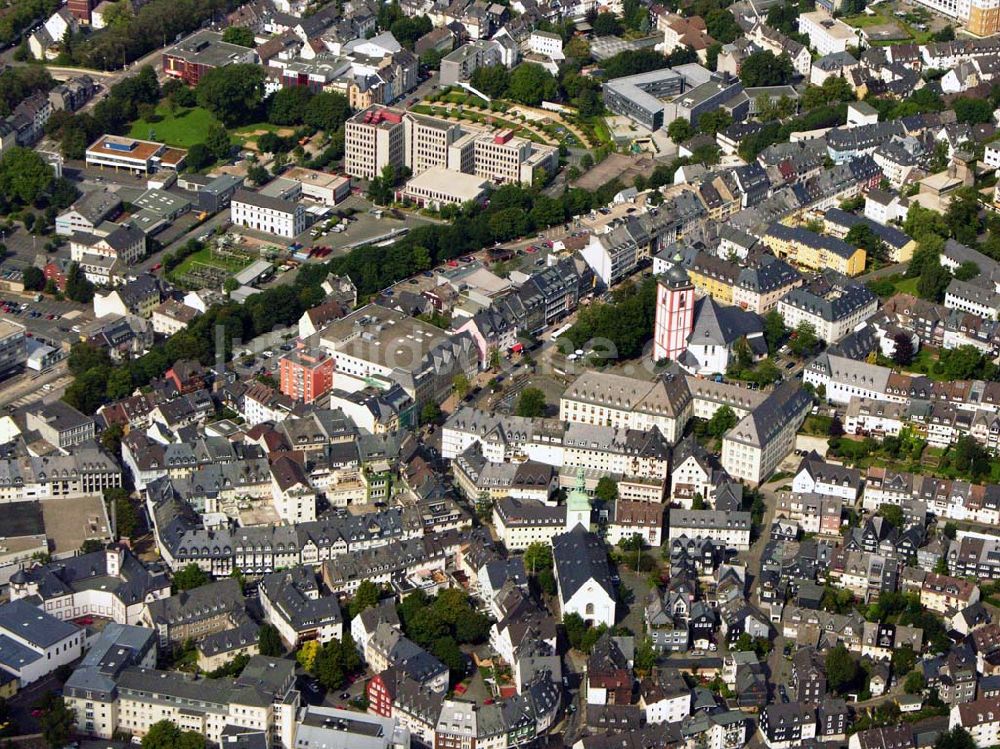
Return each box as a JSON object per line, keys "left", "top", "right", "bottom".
{"left": 4, "top": 0, "right": 1000, "bottom": 747}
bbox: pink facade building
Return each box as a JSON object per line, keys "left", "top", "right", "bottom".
{"left": 653, "top": 266, "right": 695, "bottom": 362}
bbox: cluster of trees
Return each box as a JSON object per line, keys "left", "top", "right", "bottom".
{"left": 105, "top": 486, "right": 138, "bottom": 539}
{"left": 221, "top": 26, "right": 255, "bottom": 47}
{"left": 172, "top": 563, "right": 210, "bottom": 592}
{"left": 0, "top": 147, "right": 58, "bottom": 209}
{"left": 63, "top": 260, "right": 330, "bottom": 415}
{"left": 689, "top": 0, "right": 742, "bottom": 42}
{"left": 0, "top": 66, "right": 54, "bottom": 117}
{"left": 565, "top": 276, "right": 658, "bottom": 361}
{"left": 347, "top": 579, "right": 384, "bottom": 619}
{"left": 739, "top": 50, "right": 794, "bottom": 87}
{"left": 376, "top": 1, "right": 434, "bottom": 50}
{"left": 516, "top": 387, "right": 547, "bottom": 417}
{"left": 327, "top": 182, "right": 593, "bottom": 296}
{"left": 0, "top": 0, "right": 60, "bottom": 46}
{"left": 142, "top": 719, "right": 205, "bottom": 749}
{"left": 563, "top": 612, "right": 610, "bottom": 653}
{"left": 398, "top": 589, "right": 489, "bottom": 675}
{"left": 57, "top": 0, "right": 237, "bottom": 70}
{"left": 297, "top": 634, "right": 362, "bottom": 689}
{"left": 266, "top": 86, "right": 351, "bottom": 132}
{"left": 45, "top": 65, "right": 161, "bottom": 160}
{"left": 469, "top": 62, "right": 559, "bottom": 107}
{"left": 367, "top": 164, "right": 410, "bottom": 206}
{"left": 258, "top": 623, "right": 284, "bottom": 657}
{"left": 524, "top": 542, "right": 557, "bottom": 596}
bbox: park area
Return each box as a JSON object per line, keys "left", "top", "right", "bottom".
{"left": 129, "top": 105, "right": 290, "bottom": 150}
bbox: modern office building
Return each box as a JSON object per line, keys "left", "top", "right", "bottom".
{"left": 346, "top": 106, "right": 558, "bottom": 187}
{"left": 602, "top": 68, "right": 685, "bottom": 131}
{"left": 85, "top": 135, "right": 187, "bottom": 174}
{"left": 345, "top": 107, "right": 406, "bottom": 180}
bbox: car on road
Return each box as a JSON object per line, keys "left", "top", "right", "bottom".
{"left": 151, "top": 263, "right": 162, "bottom": 271}
{"left": 340, "top": 692, "right": 351, "bottom": 700}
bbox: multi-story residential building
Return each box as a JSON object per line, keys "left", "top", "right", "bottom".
{"left": 921, "top": 572, "right": 980, "bottom": 614}
{"left": 230, "top": 189, "right": 306, "bottom": 238}
{"left": 951, "top": 696, "right": 1000, "bottom": 747}
{"left": 722, "top": 381, "right": 812, "bottom": 485}
{"left": 493, "top": 497, "right": 566, "bottom": 550}
{"left": 68, "top": 655, "right": 298, "bottom": 746}
{"left": 162, "top": 29, "right": 259, "bottom": 85}
{"left": 640, "top": 668, "right": 692, "bottom": 724}
{"left": 63, "top": 624, "right": 158, "bottom": 737}
{"left": 278, "top": 346, "right": 334, "bottom": 403}
{"left": 945, "top": 277, "right": 1000, "bottom": 320}
{"left": 581, "top": 221, "right": 644, "bottom": 287}
{"left": 667, "top": 510, "right": 752, "bottom": 550}
{"left": 792, "top": 457, "right": 861, "bottom": 501}
{"left": 259, "top": 566, "right": 343, "bottom": 648}
{"left": 151, "top": 299, "right": 200, "bottom": 336}
{"left": 797, "top": 10, "right": 859, "bottom": 55}
{"left": 142, "top": 579, "right": 246, "bottom": 649}
{"left": 732, "top": 257, "right": 803, "bottom": 314}
{"left": 25, "top": 400, "right": 95, "bottom": 449}
{"left": 777, "top": 280, "right": 879, "bottom": 345}
{"left": 759, "top": 702, "right": 816, "bottom": 749}
{"left": 69, "top": 223, "right": 146, "bottom": 269}
{"left": 270, "top": 455, "right": 317, "bottom": 524}
{"left": 439, "top": 39, "right": 505, "bottom": 84}
{"left": 913, "top": 0, "right": 1000, "bottom": 36}
{"left": 686, "top": 251, "right": 740, "bottom": 303}
{"left": 762, "top": 223, "right": 866, "bottom": 276}
{"left": 822, "top": 207, "right": 916, "bottom": 263}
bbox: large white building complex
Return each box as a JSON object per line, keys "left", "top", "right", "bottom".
{"left": 344, "top": 106, "right": 559, "bottom": 194}
{"left": 230, "top": 189, "right": 307, "bottom": 239}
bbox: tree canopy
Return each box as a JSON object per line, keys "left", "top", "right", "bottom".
{"left": 142, "top": 719, "right": 205, "bottom": 749}
{"left": 739, "top": 50, "right": 794, "bottom": 87}
{"left": 197, "top": 64, "right": 266, "bottom": 126}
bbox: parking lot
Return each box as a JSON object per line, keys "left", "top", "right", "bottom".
{"left": 297, "top": 193, "right": 442, "bottom": 255}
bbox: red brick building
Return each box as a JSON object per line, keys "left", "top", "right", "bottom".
{"left": 162, "top": 29, "right": 259, "bottom": 87}
{"left": 279, "top": 346, "right": 334, "bottom": 403}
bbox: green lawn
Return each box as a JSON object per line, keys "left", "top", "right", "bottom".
{"left": 894, "top": 276, "right": 920, "bottom": 295}
{"left": 129, "top": 105, "right": 220, "bottom": 148}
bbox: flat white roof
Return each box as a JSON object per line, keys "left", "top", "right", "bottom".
{"left": 405, "top": 167, "right": 490, "bottom": 200}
